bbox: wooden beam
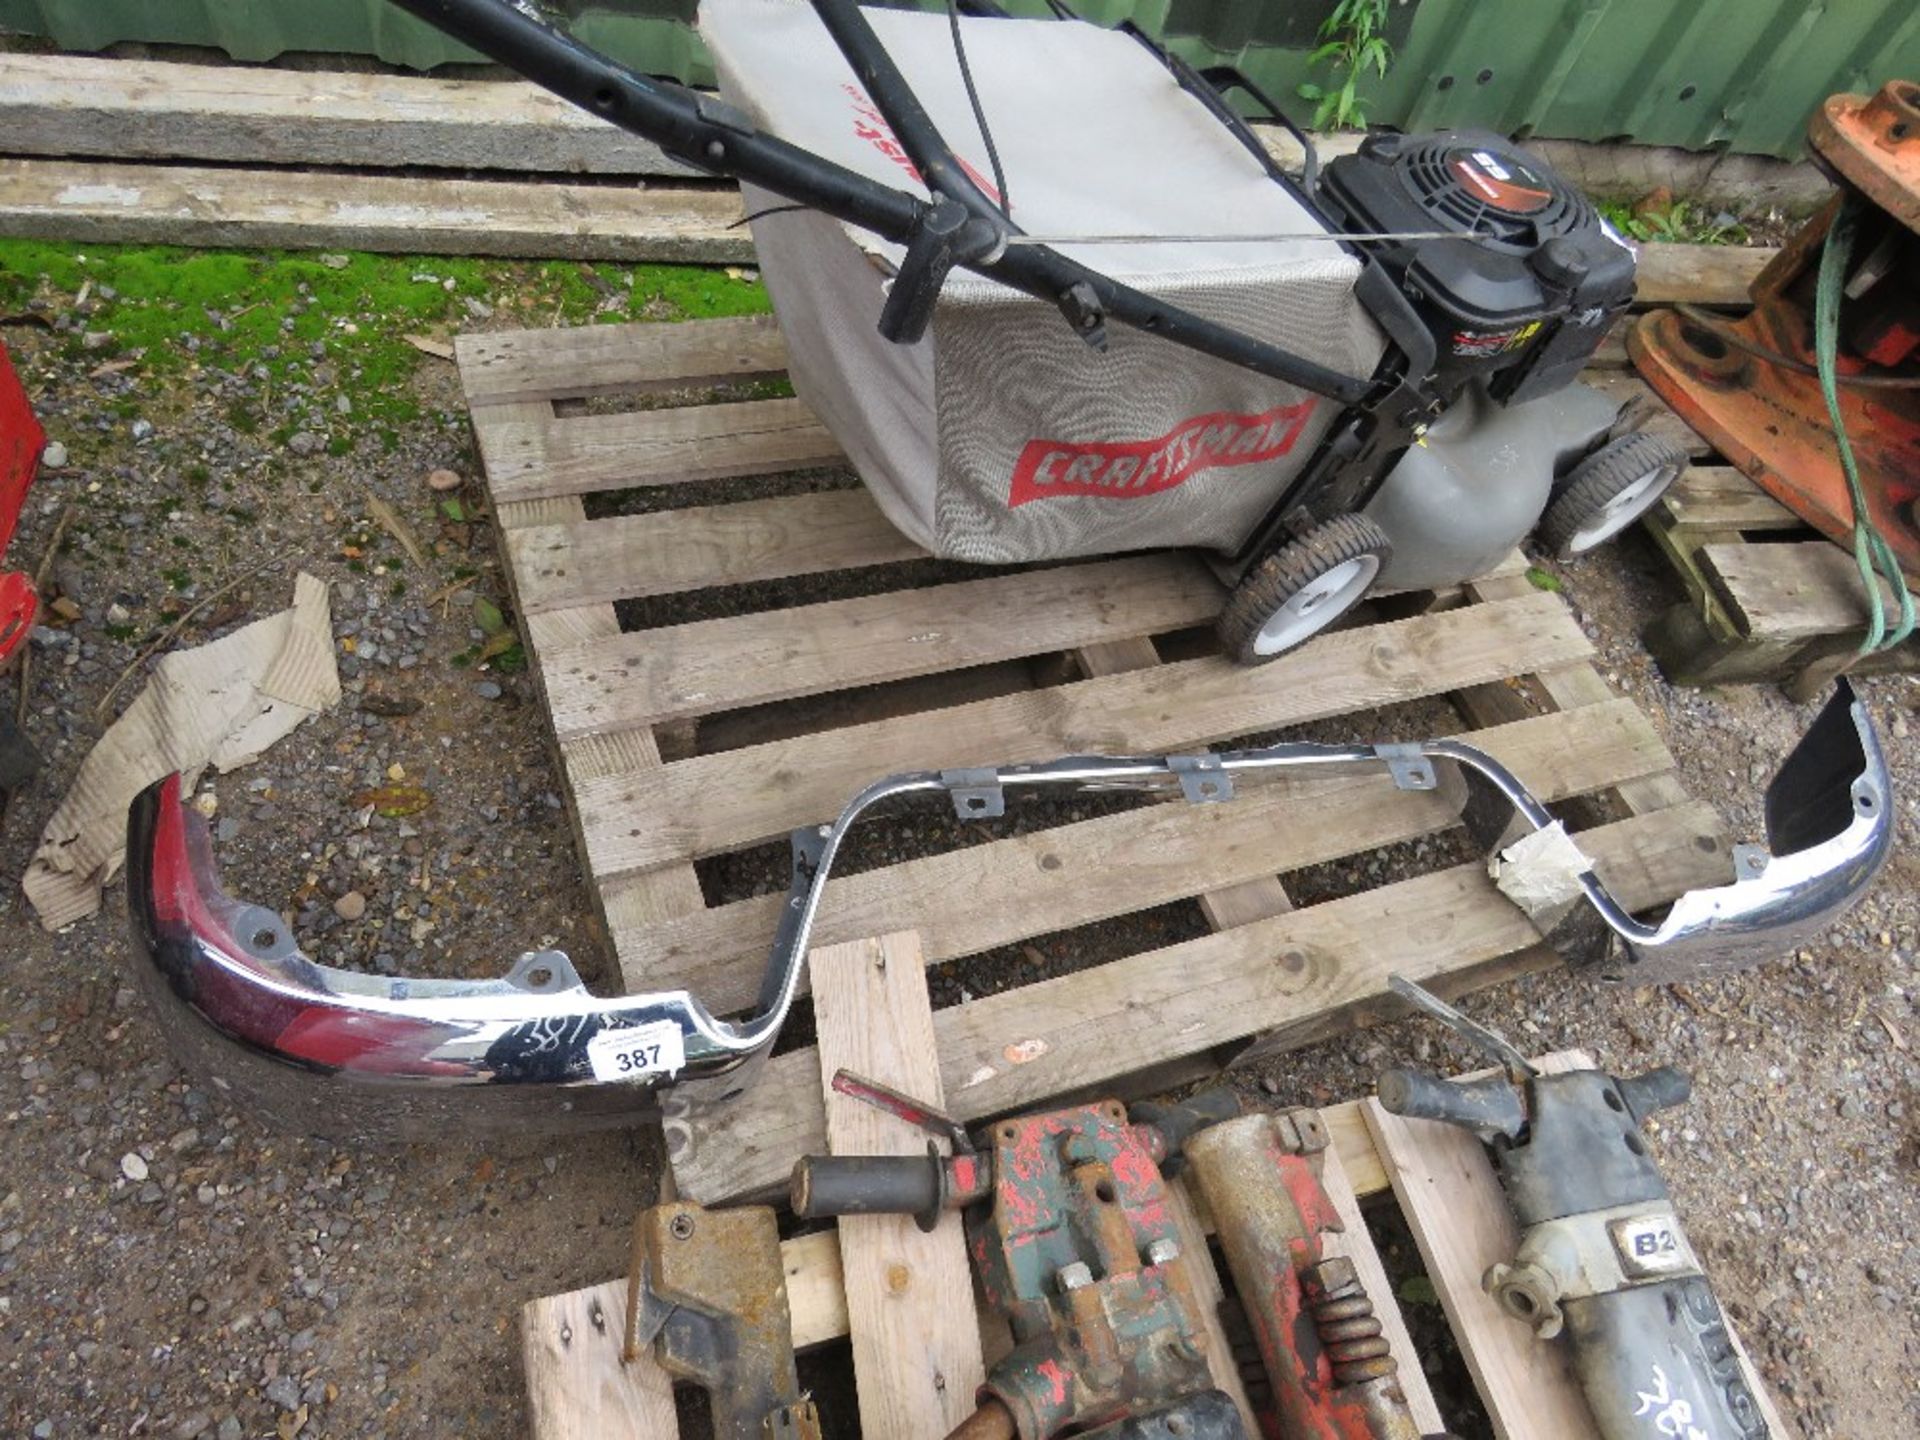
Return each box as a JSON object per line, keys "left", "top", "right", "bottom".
{"left": 670, "top": 804, "right": 1729, "bottom": 1205}
{"left": 813, "top": 932, "right": 986, "bottom": 1439}
{"left": 0, "top": 54, "right": 699, "bottom": 177}
{"left": 1703, "top": 540, "right": 1911, "bottom": 641}
{"left": 1658, "top": 466, "right": 1800, "bottom": 533}
{"left": 0, "top": 158, "right": 747, "bottom": 264}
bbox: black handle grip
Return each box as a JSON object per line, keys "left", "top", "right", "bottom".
{"left": 1377, "top": 1069, "right": 1527, "bottom": 1139}
{"left": 790, "top": 1154, "right": 944, "bottom": 1224}
{"left": 1616, "top": 1066, "right": 1691, "bottom": 1122}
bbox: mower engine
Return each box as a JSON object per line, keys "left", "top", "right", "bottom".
{"left": 1319, "top": 133, "right": 1638, "bottom": 408}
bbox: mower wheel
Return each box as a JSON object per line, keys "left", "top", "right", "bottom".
{"left": 1218, "top": 513, "right": 1391, "bottom": 665}
{"left": 1538, "top": 432, "right": 1687, "bottom": 558}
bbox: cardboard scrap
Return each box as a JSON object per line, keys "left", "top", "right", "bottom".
{"left": 1488, "top": 820, "right": 1594, "bottom": 930}
{"left": 25, "top": 573, "right": 339, "bottom": 930}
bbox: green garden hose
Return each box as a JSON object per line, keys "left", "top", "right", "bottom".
{"left": 1815, "top": 194, "right": 1916, "bottom": 655}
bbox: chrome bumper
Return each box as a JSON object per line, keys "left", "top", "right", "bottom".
{"left": 124, "top": 684, "right": 1891, "bottom": 1141}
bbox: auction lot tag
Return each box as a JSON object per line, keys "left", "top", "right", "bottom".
{"left": 586, "top": 1020, "right": 687, "bottom": 1082}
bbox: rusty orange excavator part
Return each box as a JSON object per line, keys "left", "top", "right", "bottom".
{"left": 1630, "top": 80, "right": 1920, "bottom": 579}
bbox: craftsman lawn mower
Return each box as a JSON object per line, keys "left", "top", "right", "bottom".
{"left": 390, "top": 0, "right": 1685, "bottom": 662}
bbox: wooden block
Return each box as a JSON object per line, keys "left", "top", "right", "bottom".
{"left": 577, "top": 592, "right": 1595, "bottom": 877}
{"left": 479, "top": 397, "right": 841, "bottom": 504}
{"left": 1634, "top": 243, "right": 1775, "bottom": 306}
{"left": 1362, "top": 1053, "right": 1598, "bottom": 1440}
{"left": 1702, "top": 540, "right": 1912, "bottom": 641}
{"left": 545, "top": 554, "right": 1224, "bottom": 737}
{"left": 522, "top": 1282, "right": 678, "bottom": 1440}
{"left": 0, "top": 54, "right": 698, "bottom": 177}
{"left": 813, "top": 932, "right": 985, "bottom": 1438}
{"left": 506, "top": 489, "right": 924, "bottom": 614}
{"left": 671, "top": 804, "right": 1729, "bottom": 1205}
{"left": 616, "top": 700, "right": 1673, "bottom": 1013}
{"left": 457, "top": 314, "right": 790, "bottom": 408}
{"left": 0, "top": 157, "right": 748, "bottom": 263}
{"left": 1658, "top": 466, "right": 1800, "bottom": 534}
{"left": 1317, "top": 1143, "right": 1448, "bottom": 1436}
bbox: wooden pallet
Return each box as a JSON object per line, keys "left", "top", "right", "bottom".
{"left": 524, "top": 1029, "right": 1790, "bottom": 1440}
{"left": 458, "top": 313, "right": 1742, "bottom": 1431}
{"left": 456, "top": 314, "right": 1733, "bottom": 1181}
{"left": 1639, "top": 464, "right": 1920, "bottom": 697}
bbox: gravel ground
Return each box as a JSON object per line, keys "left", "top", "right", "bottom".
{"left": 0, "top": 274, "right": 1915, "bottom": 1440}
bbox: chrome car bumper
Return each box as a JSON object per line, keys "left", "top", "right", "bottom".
{"left": 124, "top": 684, "right": 1890, "bottom": 1142}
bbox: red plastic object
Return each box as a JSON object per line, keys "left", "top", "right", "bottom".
{"left": 0, "top": 339, "right": 45, "bottom": 663}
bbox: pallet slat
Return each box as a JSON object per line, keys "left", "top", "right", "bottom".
{"left": 507, "top": 489, "right": 925, "bottom": 614}
{"left": 671, "top": 804, "right": 1728, "bottom": 1205}
{"left": 544, "top": 553, "right": 1225, "bottom": 737}
{"left": 1659, "top": 466, "right": 1801, "bottom": 533}
{"left": 814, "top": 933, "right": 986, "bottom": 1438}
{"left": 1316, "top": 1141, "right": 1448, "bottom": 1436}
{"left": 613, "top": 700, "right": 1671, "bottom": 1007}
{"left": 522, "top": 1282, "right": 678, "bottom": 1440}
{"left": 1631, "top": 243, "right": 1772, "bottom": 306}
{"left": 457, "top": 314, "right": 790, "bottom": 407}
{"left": 573, "top": 591, "right": 1592, "bottom": 877}
{"left": 479, "top": 397, "right": 841, "bottom": 504}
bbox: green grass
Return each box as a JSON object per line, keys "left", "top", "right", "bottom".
{"left": 0, "top": 241, "right": 773, "bottom": 429}
{"left": 1597, "top": 198, "right": 1748, "bottom": 247}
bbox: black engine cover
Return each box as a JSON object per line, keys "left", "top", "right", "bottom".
{"left": 1319, "top": 131, "right": 1638, "bottom": 405}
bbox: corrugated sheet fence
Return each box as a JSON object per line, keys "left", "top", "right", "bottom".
{"left": 0, "top": 0, "right": 1915, "bottom": 157}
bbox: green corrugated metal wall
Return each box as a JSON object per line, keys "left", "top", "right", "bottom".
{"left": 1, "top": 0, "right": 1916, "bottom": 158}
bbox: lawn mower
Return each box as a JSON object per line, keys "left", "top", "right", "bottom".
{"left": 389, "top": 0, "right": 1685, "bottom": 662}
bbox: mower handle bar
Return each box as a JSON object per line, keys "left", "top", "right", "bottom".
{"left": 382, "top": 0, "right": 1386, "bottom": 412}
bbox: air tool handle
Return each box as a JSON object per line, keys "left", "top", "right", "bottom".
{"left": 1376, "top": 1069, "right": 1526, "bottom": 1139}
{"left": 1615, "top": 1064, "right": 1691, "bottom": 1120}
